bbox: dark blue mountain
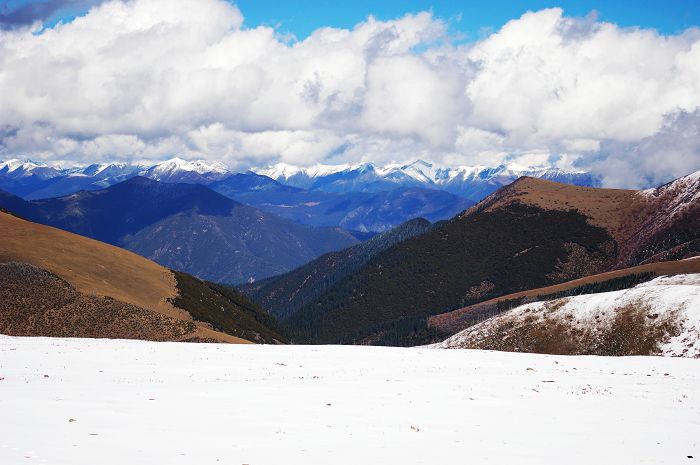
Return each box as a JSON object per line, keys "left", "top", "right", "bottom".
{"left": 211, "top": 173, "right": 474, "bottom": 232}
{"left": 0, "top": 177, "right": 359, "bottom": 283}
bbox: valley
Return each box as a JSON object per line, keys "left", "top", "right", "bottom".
{"left": 2, "top": 168, "right": 699, "bottom": 351}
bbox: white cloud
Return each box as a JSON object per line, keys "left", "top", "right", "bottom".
{"left": 591, "top": 110, "right": 700, "bottom": 189}
{"left": 0, "top": 1, "right": 698, "bottom": 186}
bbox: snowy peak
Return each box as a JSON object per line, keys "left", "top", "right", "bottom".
{"left": 141, "top": 157, "right": 230, "bottom": 183}
{"left": 148, "top": 157, "right": 228, "bottom": 176}
{"left": 0, "top": 159, "right": 60, "bottom": 180}
{"left": 79, "top": 162, "right": 144, "bottom": 178}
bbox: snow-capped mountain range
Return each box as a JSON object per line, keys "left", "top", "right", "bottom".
{"left": 1, "top": 157, "right": 597, "bottom": 201}
{"left": 0, "top": 158, "right": 229, "bottom": 199}
{"left": 258, "top": 160, "right": 599, "bottom": 201}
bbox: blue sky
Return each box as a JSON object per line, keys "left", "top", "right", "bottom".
{"left": 234, "top": 0, "right": 700, "bottom": 38}
{"left": 2, "top": 0, "right": 700, "bottom": 36}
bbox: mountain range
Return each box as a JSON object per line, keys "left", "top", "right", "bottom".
{"left": 245, "top": 171, "right": 700, "bottom": 345}
{"left": 0, "top": 162, "right": 698, "bottom": 357}
{"left": 0, "top": 177, "right": 359, "bottom": 283}
{"left": 259, "top": 159, "right": 598, "bottom": 201}
{"left": 0, "top": 157, "right": 597, "bottom": 233}
{"left": 209, "top": 173, "right": 473, "bottom": 232}
{"left": 1, "top": 158, "right": 596, "bottom": 202}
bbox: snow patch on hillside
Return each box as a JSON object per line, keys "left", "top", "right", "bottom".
{"left": 434, "top": 274, "right": 700, "bottom": 357}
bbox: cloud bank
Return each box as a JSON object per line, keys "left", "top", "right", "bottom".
{"left": 0, "top": 0, "right": 699, "bottom": 187}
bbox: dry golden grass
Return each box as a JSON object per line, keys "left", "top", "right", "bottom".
{"left": 0, "top": 212, "right": 249, "bottom": 343}
{"left": 476, "top": 177, "right": 648, "bottom": 242}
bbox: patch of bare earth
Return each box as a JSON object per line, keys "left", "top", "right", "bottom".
{"left": 448, "top": 299, "right": 682, "bottom": 356}
{"left": 0, "top": 262, "right": 196, "bottom": 341}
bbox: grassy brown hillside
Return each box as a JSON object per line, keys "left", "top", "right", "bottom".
{"left": 472, "top": 173, "right": 699, "bottom": 266}
{"left": 0, "top": 211, "right": 284, "bottom": 343}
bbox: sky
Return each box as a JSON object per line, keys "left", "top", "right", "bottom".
{"left": 3, "top": 0, "right": 700, "bottom": 37}
{"left": 0, "top": 0, "right": 699, "bottom": 187}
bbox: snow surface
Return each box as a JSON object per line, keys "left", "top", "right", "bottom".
{"left": 435, "top": 274, "right": 700, "bottom": 357}
{"left": 1, "top": 336, "right": 699, "bottom": 464}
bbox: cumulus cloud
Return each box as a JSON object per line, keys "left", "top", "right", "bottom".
{"left": 592, "top": 110, "right": 700, "bottom": 189}
{"left": 0, "top": 0, "right": 699, "bottom": 187}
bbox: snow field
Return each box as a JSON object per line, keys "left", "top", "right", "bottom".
{"left": 0, "top": 336, "right": 698, "bottom": 464}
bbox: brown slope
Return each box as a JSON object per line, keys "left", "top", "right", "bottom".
{"left": 468, "top": 177, "right": 643, "bottom": 243}
{"left": 281, "top": 172, "right": 699, "bottom": 346}
{"left": 467, "top": 172, "right": 700, "bottom": 267}
{"left": 0, "top": 211, "right": 282, "bottom": 343}
{"left": 0, "top": 210, "right": 181, "bottom": 318}
{"left": 0, "top": 262, "right": 196, "bottom": 341}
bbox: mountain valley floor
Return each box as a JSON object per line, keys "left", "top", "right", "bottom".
{"left": 0, "top": 336, "right": 698, "bottom": 464}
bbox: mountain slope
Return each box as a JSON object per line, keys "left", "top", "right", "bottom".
{"left": 433, "top": 273, "right": 700, "bottom": 357}
{"left": 474, "top": 171, "right": 700, "bottom": 267}
{"left": 286, "top": 202, "right": 616, "bottom": 344}
{"left": 428, "top": 256, "right": 700, "bottom": 337}
{"left": 242, "top": 218, "right": 435, "bottom": 319}
{"left": 0, "top": 211, "right": 284, "bottom": 343}
{"left": 0, "top": 177, "right": 359, "bottom": 283}
{"left": 279, "top": 172, "right": 700, "bottom": 345}
{"left": 211, "top": 173, "right": 473, "bottom": 232}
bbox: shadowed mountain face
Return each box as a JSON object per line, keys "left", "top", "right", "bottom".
{"left": 0, "top": 211, "right": 285, "bottom": 344}
{"left": 210, "top": 173, "right": 473, "bottom": 233}
{"left": 0, "top": 177, "right": 359, "bottom": 283}
{"left": 245, "top": 172, "right": 700, "bottom": 346}
{"left": 241, "top": 218, "right": 435, "bottom": 320}
{"left": 31, "top": 177, "right": 237, "bottom": 245}
{"left": 285, "top": 203, "right": 617, "bottom": 344}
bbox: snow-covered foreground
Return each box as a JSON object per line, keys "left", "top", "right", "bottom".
{"left": 1, "top": 336, "right": 699, "bottom": 465}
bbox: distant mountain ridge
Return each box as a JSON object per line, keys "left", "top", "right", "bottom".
{"left": 0, "top": 158, "right": 475, "bottom": 234}
{"left": 0, "top": 177, "right": 359, "bottom": 283}
{"left": 0, "top": 158, "right": 228, "bottom": 199}
{"left": 258, "top": 160, "right": 598, "bottom": 201}
{"left": 209, "top": 173, "right": 473, "bottom": 233}
{"left": 1, "top": 158, "right": 596, "bottom": 203}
